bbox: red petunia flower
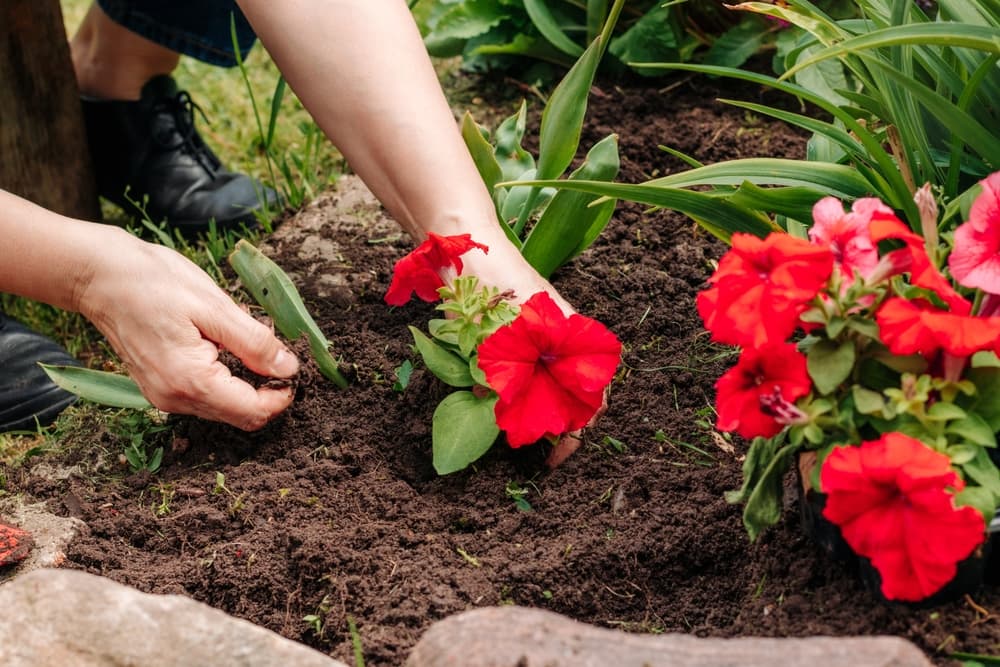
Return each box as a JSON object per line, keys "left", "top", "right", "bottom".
{"left": 869, "top": 212, "right": 969, "bottom": 314}
{"left": 385, "top": 233, "right": 489, "bottom": 306}
{"left": 697, "top": 233, "right": 834, "bottom": 349}
{"left": 714, "top": 342, "right": 811, "bottom": 439}
{"left": 949, "top": 173, "right": 1000, "bottom": 294}
{"left": 820, "top": 433, "right": 986, "bottom": 602}
{"left": 477, "top": 292, "right": 622, "bottom": 447}
{"left": 876, "top": 297, "right": 1000, "bottom": 358}
{"left": 809, "top": 196, "right": 880, "bottom": 282}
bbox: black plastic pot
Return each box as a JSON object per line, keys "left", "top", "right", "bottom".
{"left": 798, "top": 479, "right": 998, "bottom": 607}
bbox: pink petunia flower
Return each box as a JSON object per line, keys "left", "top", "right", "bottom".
{"left": 949, "top": 173, "right": 1000, "bottom": 294}
{"left": 809, "top": 196, "right": 880, "bottom": 281}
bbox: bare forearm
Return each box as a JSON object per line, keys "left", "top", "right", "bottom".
{"left": 235, "top": 0, "right": 498, "bottom": 241}
{"left": 0, "top": 189, "right": 106, "bottom": 312}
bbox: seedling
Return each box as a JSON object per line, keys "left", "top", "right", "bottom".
{"left": 392, "top": 359, "right": 414, "bottom": 392}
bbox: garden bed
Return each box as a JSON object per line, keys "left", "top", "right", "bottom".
{"left": 11, "top": 73, "right": 1000, "bottom": 665}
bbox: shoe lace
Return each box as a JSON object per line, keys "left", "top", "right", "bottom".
{"left": 149, "top": 91, "right": 221, "bottom": 174}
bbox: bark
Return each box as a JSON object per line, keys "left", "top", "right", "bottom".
{"left": 0, "top": 0, "right": 101, "bottom": 221}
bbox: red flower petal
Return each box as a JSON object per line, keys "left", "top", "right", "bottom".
{"left": 876, "top": 297, "right": 1000, "bottom": 357}
{"left": 384, "top": 233, "right": 488, "bottom": 305}
{"left": 699, "top": 233, "right": 833, "bottom": 348}
{"left": 714, "top": 342, "right": 811, "bottom": 439}
{"left": 478, "top": 292, "right": 621, "bottom": 447}
{"left": 820, "top": 433, "right": 986, "bottom": 602}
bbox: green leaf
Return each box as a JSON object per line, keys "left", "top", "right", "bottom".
{"left": 952, "top": 485, "right": 997, "bottom": 525}
{"left": 948, "top": 444, "right": 980, "bottom": 466}
{"left": 703, "top": 16, "right": 772, "bottom": 69}
{"left": 423, "top": 0, "right": 506, "bottom": 57}
{"left": 946, "top": 413, "right": 996, "bottom": 448}
{"left": 521, "top": 133, "right": 620, "bottom": 277}
{"left": 493, "top": 101, "right": 535, "bottom": 183}
{"left": 228, "top": 240, "right": 347, "bottom": 388}
{"left": 524, "top": 0, "right": 584, "bottom": 57}
{"left": 432, "top": 391, "right": 500, "bottom": 475}
{"left": 40, "top": 364, "right": 153, "bottom": 410}
{"left": 461, "top": 111, "right": 505, "bottom": 217}
{"left": 807, "top": 339, "right": 855, "bottom": 395}
{"left": 781, "top": 23, "right": 1000, "bottom": 81}
{"left": 409, "top": 327, "right": 474, "bottom": 387}
{"left": 926, "top": 402, "right": 968, "bottom": 422}
{"left": 609, "top": 4, "right": 681, "bottom": 76}
{"left": 851, "top": 385, "right": 886, "bottom": 416}
{"left": 502, "top": 178, "right": 777, "bottom": 240}
{"left": 960, "top": 447, "right": 1000, "bottom": 499}
{"left": 741, "top": 441, "right": 800, "bottom": 541}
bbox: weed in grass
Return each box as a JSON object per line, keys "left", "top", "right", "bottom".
{"left": 392, "top": 359, "right": 414, "bottom": 393}
{"left": 504, "top": 480, "right": 534, "bottom": 512}
{"left": 109, "top": 410, "right": 168, "bottom": 474}
{"left": 303, "top": 594, "right": 333, "bottom": 639}
{"left": 347, "top": 616, "right": 366, "bottom": 667}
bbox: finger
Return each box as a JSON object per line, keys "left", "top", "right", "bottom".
{"left": 155, "top": 361, "right": 295, "bottom": 431}
{"left": 199, "top": 300, "right": 300, "bottom": 379}
{"left": 546, "top": 431, "right": 581, "bottom": 469}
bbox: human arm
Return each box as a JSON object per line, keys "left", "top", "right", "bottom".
{"left": 0, "top": 189, "right": 299, "bottom": 430}
{"left": 234, "top": 0, "right": 572, "bottom": 313}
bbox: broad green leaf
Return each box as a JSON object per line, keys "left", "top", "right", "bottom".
{"left": 524, "top": 0, "right": 584, "bottom": 57}
{"left": 228, "top": 240, "right": 347, "bottom": 387}
{"left": 608, "top": 3, "right": 681, "bottom": 76}
{"left": 502, "top": 178, "right": 777, "bottom": 240}
{"left": 423, "top": 0, "right": 507, "bottom": 57}
{"left": 741, "top": 440, "right": 800, "bottom": 541}
{"left": 409, "top": 327, "right": 474, "bottom": 387}
{"left": 946, "top": 413, "right": 996, "bottom": 448}
{"left": 953, "top": 485, "right": 997, "bottom": 524}
{"left": 926, "top": 402, "right": 968, "bottom": 422}
{"left": 521, "top": 133, "right": 620, "bottom": 277}
{"left": 808, "top": 340, "right": 855, "bottom": 395}
{"left": 960, "top": 447, "right": 1000, "bottom": 498}
{"left": 40, "top": 364, "right": 152, "bottom": 410}
{"left": 499, "top": 168, "right": 555, "bottom": 224}
{"left": 948, "top": 444, "right": 980, "bottom": 466}
{"left": 959, "top": 367, "right": 1000, "bottom": 431}
{"left": 432, "top": 391, "right": 500, "bottom": 474}
{"left": 703, "top": 16, "right": 772, "bottom": 69}
{"left": 851, "top": 385, "right": 886, "bottom": 415}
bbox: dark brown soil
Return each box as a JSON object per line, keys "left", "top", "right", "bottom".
{"left": 11, "top": 73, "right": 1000, "bottom": 665}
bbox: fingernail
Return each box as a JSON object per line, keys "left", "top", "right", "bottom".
{"left": 273, "top": 347, "right": 299, "bottom": 376}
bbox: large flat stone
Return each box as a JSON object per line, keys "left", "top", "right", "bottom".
{"left": 406, "top": 606, "right": 933, "bottom": 667}
{"left": 0, "top": 568, "right": 347, "bottom": 667}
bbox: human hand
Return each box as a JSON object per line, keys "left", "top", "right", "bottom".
{"left": 74, "top": 228, "right": 300, "bottom": 430}
{"left": 457, "top": 231, "right": 612, "bottom": 468}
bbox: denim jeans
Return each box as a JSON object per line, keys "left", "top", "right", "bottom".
{"left": 96, "top": 0, "right": 257, "bottom": 67}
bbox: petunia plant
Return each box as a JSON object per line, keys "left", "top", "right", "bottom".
{"left": 385, "top": 233, "right": 622, "bottom": 475}
{"left": 707, "top": 173, "right": 1000, "bottom": 604}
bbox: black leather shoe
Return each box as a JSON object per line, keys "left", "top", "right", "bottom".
{"left": 0, "top": 315, "right": 80, "bottom": 433}
{"left": 82, "top": 75, "right": 281, "bottom": 236}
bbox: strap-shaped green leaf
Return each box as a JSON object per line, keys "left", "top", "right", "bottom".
{"left": 781, "top": 23, "right": 1000, "bottom": 80}
{"left": 40, "top": 364, "right": 152, "bottom": 410}
{"left": 521, "top": 133, "right": 620, "bottom": 277}
{"left": 229, "top": 240, "right": 347, "bottom": 388}
{"left": 506, "top": 178, "right": 778, "bottom": 240}
{"left": 524, "top": 0, "right": 584, "bottom": 58}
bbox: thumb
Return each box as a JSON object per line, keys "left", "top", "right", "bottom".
{"left": 203, "top": 301, "right": 300, "bottom": 378}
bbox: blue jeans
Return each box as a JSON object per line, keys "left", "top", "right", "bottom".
{"left": 96, "top": 0, "right": 257, "bottom": 67}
